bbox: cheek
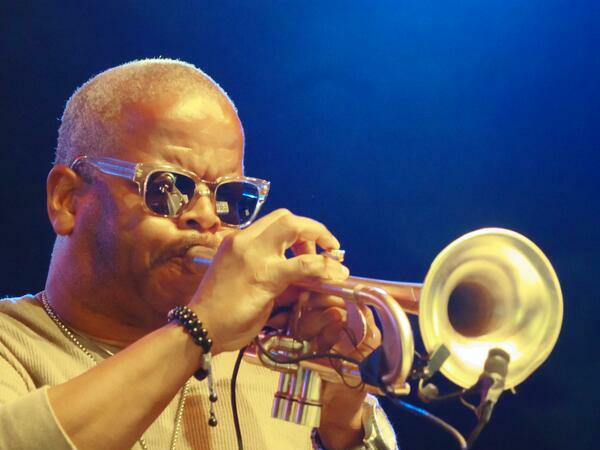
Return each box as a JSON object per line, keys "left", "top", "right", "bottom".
{"left": 119, "top": 212, "right": 188, "bottom": 279}
{"left": 128, "top": 219, "right": 170, "bottom": 266}
{"left": 131, "top": 219, "right": 203, "bottom": 308}
{"left": 77, "top": 184, "right": 149, "bottom": 272}
{"left": 75, "top": 190, "right": 121, "bottom": 269}
{"left": 101, "top": 188, "right": 162, "bottom": 269}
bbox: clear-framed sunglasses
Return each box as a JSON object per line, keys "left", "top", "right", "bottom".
{"left": 71, "top": 155, "right": 270, "bottom": 228}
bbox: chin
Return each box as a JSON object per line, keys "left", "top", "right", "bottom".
{"left": 158, "top": 282, "right": 197, "bottom": 304}
{"left": 144, "top": 267, "right": 202, "bottom": 311}
{"left": 146, "top": 291, "right": 194, "bottom": 322}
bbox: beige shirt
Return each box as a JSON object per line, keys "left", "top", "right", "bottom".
{"left": 0, "top": 295, "right": 313, "bottom": 449}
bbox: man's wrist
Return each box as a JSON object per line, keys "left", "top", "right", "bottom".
{"left": 312, "top": 395, "right": 398, "bottom": 450}
{"left": 317, "top": 381, "right": 366, "bottom": 449}
{"left": 315, "top": 421, "right": 364, "bottom": 450}
{"left": 317, "top": 396, "right": 364, "bottom": 449}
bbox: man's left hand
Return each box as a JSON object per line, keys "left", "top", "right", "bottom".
{"left": 267, "top": 240, "right": 382, "bottom": 449}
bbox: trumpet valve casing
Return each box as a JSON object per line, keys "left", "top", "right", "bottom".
{"left": 272, "top": 368, "right": 322, "bottom": 427}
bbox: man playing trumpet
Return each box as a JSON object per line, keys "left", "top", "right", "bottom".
{"left": 0, "top": 59, "right": 397, "bottom": 449}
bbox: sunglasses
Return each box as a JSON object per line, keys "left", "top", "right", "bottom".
{"left": 71, "top": 156, "right": 270, "bottom": 228}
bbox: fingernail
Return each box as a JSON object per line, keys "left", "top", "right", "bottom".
{"left": 342, "top": 265, "right": 350, "bottom": 277}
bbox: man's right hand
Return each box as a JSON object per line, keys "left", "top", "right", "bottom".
{"left": 187, "top": 209, "right": 350, "bottom": 354}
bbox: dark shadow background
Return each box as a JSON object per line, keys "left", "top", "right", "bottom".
{"left": 1, "top": 1, "right": 598, "bottom": 449}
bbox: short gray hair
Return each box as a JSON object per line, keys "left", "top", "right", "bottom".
{"left": 55, "top": 58, "right": 236, "bottom": 165}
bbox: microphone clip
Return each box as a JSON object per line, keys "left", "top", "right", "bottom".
{"left": 412, "top": 344, "right": 451, "bottom": 381}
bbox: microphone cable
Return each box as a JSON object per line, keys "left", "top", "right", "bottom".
{"left": 387, "top": 396, "right": 468, "bottom": 450}
{"left": 231, "top": 346, "right": 247, "bottom": 450}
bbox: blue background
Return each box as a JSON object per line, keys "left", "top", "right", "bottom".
{"left": 1, "top": 1, "right": 598, "bottom": 449}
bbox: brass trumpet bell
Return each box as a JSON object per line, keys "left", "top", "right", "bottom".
{"left": 419, "top": 228, "right": 563, "bottom": 389}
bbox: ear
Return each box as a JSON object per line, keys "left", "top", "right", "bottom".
{"left": 47, "top": 165, "right": 84, "bottom": 235}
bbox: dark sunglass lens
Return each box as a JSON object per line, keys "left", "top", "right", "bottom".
{"left": 145, "top": 172, "right": 195, "bottom": 215}
{"left": 215, "top": 182, "right": 260, "bottom": 225}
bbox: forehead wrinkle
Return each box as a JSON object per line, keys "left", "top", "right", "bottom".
{"left": 164, "top": 144, "right": 193, "bottom": 153}
{"left": 149, "top": 148, "right": 207, "bottom": 175}
{"left": 151, "top": 147, "right": 242, "bottom": 181}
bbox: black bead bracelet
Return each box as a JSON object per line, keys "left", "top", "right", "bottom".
{"left": 167, "top": 305, "right": 218, "bottom": 426}
{"left": 167, "top": 305, "right": 213, "bottom": 381}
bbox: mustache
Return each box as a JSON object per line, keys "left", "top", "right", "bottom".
{"left": 151, "top": 235, "right": 220, "bottom": 268}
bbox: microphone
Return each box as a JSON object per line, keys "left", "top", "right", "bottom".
{"left": 465, "top": 348, "right": 511, "bottom": 448}
{"left": 475, "top": 348, "right": 510, "bottom": 422}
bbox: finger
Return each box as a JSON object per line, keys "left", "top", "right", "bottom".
{"left": 317, "top": 320, "right": 346, "bottom": 352}
{"left": 239, "top": 208, "right": 294, "bottom": 240}
{"left": 358, "top": 304, "right": 382, "bottom": 347}
{"left": 337, "top": 300, "right": 367, "bottom": 348}
{"left": 266, "top": 310, "right": 291, "bottom": 330}
{"left": 291, "top": 240, "right": 317, "bottom": 256}
{"left": 259, "top": 214, "right": 340, "bottom": 254}
{"left": 332, "top": 304, "right": 381, "bottom": 356}
{"left": 294, "top": 306, "right": 346, "bottom": 341}
{"left": 289, "top": 291, "right": 311, "bottom": 337}
{"left": 273, "top": 286, "right": 305, "bottom": 308}
{"left": 304, "top": 294, "right": 346, "bottom": 310}
{"left": 273, "top": 253, "right": 349, "bottom": 286}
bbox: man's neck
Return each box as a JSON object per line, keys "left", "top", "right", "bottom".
{"left": 44, "top": 247, "right": 155, "bottom": 346}
{"left": 44, "top": 286, "right": 150, "bottom": 346}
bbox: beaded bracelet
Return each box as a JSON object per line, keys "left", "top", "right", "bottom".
{"left": 168, "top": 305, "right": 218, "bottom": 426}
{"left": 167, "top": 306, "right": 212, "bottom": 354}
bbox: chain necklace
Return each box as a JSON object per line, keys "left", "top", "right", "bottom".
{"left": 39, "top": 291, "right": 189, "bottom": 450}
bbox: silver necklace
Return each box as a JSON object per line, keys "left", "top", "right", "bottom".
{"left": 39, "top": 291, "right": 189, "bottom": 450}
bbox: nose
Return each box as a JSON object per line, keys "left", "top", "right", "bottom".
{"left": 176, "top": 187, "right": 221, "bottom": 233}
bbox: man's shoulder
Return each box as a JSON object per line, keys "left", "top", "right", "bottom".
{"left": 1, "top": 293, "right": 38, "bottom": 308}
{"left": 0, "top": 293, "right": 81, "bottom": 390}
{"left": 0, "top": 293, "right": 55, "bottom": 345}
{"left": 0, "top": 294, "right": 44, "bottom": 323}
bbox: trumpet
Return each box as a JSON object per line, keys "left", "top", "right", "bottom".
{"left": 194, "top": 228, "right": 563, "bottom": 429}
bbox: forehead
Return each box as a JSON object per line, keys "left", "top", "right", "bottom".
{"left": 115, "top": 92, "right": 245, "bottom": 179}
